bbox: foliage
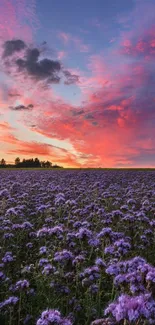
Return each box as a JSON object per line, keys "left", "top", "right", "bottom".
{"left": 0, "top": 157, "right": 63, "bottom": 168}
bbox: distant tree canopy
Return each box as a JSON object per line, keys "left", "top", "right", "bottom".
{"left": 15, "top": 157, "right": 20, "bottom": 165}
{"left": 0, "top": 158, "right": 6, "bottom": 168}
{"left": 0, "top": 157, "right": 63, "bottom": 168}
{"left": 0, "top": 158, "right": 6, "bottom": 166}
{"left": 15, "top": 157, "right": 44, "bottom": 168}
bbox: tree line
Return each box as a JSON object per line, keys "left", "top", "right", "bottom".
{"left": 0, "top": 158, "right": 63, "bottom": 168}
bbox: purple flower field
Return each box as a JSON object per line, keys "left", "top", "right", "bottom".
{"left": 0, "top": 169, "right": 155, "bottom": 325}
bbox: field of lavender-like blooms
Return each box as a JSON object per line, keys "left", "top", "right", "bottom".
{"left": 0, "top": 169, "right": 155, "bottom": 325}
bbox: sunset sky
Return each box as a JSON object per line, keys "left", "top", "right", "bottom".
{"left": 0, "top": 0, "right": 155, "bottom": 167}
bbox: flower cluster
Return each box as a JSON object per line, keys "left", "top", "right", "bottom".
{"left": 36, "top": 309, "right": 72, "bottom": 325}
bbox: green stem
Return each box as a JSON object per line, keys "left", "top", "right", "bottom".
{"left": 9, "top": 308, "right": 12, "bottom": 325}
{"left": 18, "top": 292, "right": 22, "bottom": 325}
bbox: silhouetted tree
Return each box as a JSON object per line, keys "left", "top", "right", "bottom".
{"left": 15, "top": 157, "right": 20, "bottom": 165}
{"left": 34, "top": 158, "right": 41, "bottom": 168}
{"left": 41, "top": 161, "right": 46, "bottom": 168}
{"left": 0, "top": 156, "right": 63, "bottom": 168}
{"left": 52, "top": 164, "right": 63, "bottom": 168}
{"left": 0, "top": 158, "right": 6, "bottom": 166}
{"left": 45, "top": 161, "right": 52, "bottom": 168}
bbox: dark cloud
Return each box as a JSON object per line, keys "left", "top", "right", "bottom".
{"left": 26, "top": 48, "right": 40, "bottom": 62}
{"left": 8, "top": 93, "right": 21, "bottom": 97}
{"left": 10, "top": 104, "right": 34, "bottom": 111}
{"left": 16, "top": 47, "right": 61, "bottom": 83}
{"left": 2, "top": 39, "right": 80, "bottom": 86}
{"left": 3, "top": 40, "right": 26, "bottom": 57}
{"left": 63, "top": 70, "right": 79, "bottom": 85}
{"left": 79, "top": 153, "right": 93, "bottom": 159}
{"left": 72, "top": 109, "right": 84, "bottom": 116}
{"left": 84, "top": 113, "right": 94, "bottom": 120}
{"left": 27, "top": 104, "right": 34, "bottom": 109}
{"left": 92, "top": 121, "right": 98, "bottom": 126}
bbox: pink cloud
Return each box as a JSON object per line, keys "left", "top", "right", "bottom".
{"left": 57, "top": 51, "right": 67, "bottom": 60}
{"left": 120, "top": 28, "right": 155, "bottom": 58}
{"left": 0, "top": 121, "right": 14, "bottom": 131}
{"left": 58, "top": 31, "right": 90, "bottom": 52}
{"left": 29, "top": 23, "right": 155, "bottom": 167}
{"left": 73, "top": 37, "right": 90, "bottom": 52}
{"left": 0, "top": 0, "right": 39, "bottom": 43}
{"left": 58, "top": 32, "right": 70, "bottom": 44}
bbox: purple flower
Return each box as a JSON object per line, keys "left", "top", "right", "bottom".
{"left": 22, "top": 221, "right": 33, "bottom": 229}
{"left": 95, "top": 258, "right": 106, "bottom": 267}
{"left": 39, "top": 246, "right": 47, "bottom": 255}
{"left": 24, "top": 314, "right": 32, "bottom": 324}
{"left": 76, "top": 227, "right": 92, "bottom": 239}
{"left": 106, "top": 264, "right": 119, "bottom": 276}
{"left": 55, "top": 193, "right": 65, "bottom": 205}
{"left": 3, "top": 233, "right": 14, "bottom": 239}
{"left": 97, "top": 227, "right": 112, "bottom": 239}
{"left": 146, "top": 271, "right": 155, "bottom": 282}
{"left": 0, "top": 263, "right": 4, "bottom": 268}
{"left": 105, "top": 239, "right": 131, "bottom": 257}
{"left": 36, "top": 309, "right": 72, "bottom": 325}
{"left": 72, "top": 254, "right": 85, "bottom": 266}
{"left": 2, "top": 252, "right": 14, "bottom": 263}
{"left": 88, "top": 238, "right": 100, "bottom": 247}
{"left": 0, "top": 296, "right": 19, "bottom": 309}
{"left": 14, "top": 279, "right": 30, "bottom": 291}
{"left": 89, "top": 284, "right": 99, "bottom": 294}
{"left": 0, "top": 189, "right": 10, "bottom": 199}
{"left": 6, "top": 208, "right": 17, "bottom": 216}
{"left": 54, "top": 250, "right": 73, "bottom": 263}
{"left": 26, "top": 242, "right": 33, "bottom": 248}
{"left": 0, "top": 271, "right": 5, "bottom": 280}
{"left": 114, "top": 274, "right": 127, "bottom": 286}
{"left": 104, "top": 246, "right": 114, "bottom": 255}
{"left": 105, "top": 293, "right": 155, "bottom": 322}
{"left": 42, "top": 264, "right": 55, "bottom": 275}
{"left": 127, "top": 198, "right": 136, "bottom": 205}
{"left": 39, "top": 258, "right": 49, "bottom": 267}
